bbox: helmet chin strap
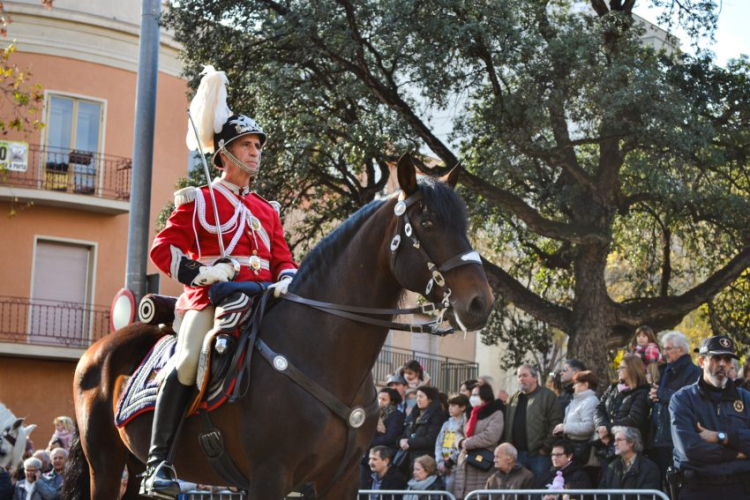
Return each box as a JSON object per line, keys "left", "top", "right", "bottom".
{"left": 220, "top": 146, "right": 258, "bottom": 176}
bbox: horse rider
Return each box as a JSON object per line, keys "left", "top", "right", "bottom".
{"left": 142, "top": 66, "right": 298, "bottom": 499}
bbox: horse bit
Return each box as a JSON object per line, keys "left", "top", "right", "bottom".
{"left": 281, "top": 190, "right": 483, "bottom": 335}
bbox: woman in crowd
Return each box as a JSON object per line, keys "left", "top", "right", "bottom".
{"left": 399, "top": 386, "right": 447, "bottom": 473}
{"left": 404, "top": 455, "right": 444, "bottom": 500}
{"left": 629, "top": 326, "right": 663, "bottom": 367}
{"left": 402, "top": 360, "right": 431, "bottom": 389}
{"left": 595, "top": 354, "right": 651, "bottom": 465}
{"left": 361, "top": 387, "right": 406, "bottom": 489}
{"left": 452, "top": 383, "right": 504, "bottom": 500}
{"left": 599, "top": 426, "right": 661, "bottom": 499}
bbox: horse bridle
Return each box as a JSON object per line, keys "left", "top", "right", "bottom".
{"left": 281, "top": 190, "right": 483, "bottom": 334}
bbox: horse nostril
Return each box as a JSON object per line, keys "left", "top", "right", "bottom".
{"left": 469, "top": 296, "right": 486, "bottom": 318}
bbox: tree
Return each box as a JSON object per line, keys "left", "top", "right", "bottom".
{"left": 163, "top": 0, "right": 750, "bottom": 381}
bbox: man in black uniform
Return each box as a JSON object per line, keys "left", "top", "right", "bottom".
{"left": 670, "top": 335, "right": 750, "bottom": 499}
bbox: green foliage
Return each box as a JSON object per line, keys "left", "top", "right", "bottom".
{"left": 0, "top": 44, "right": 44, "bottom": 136}
{"left": 162, "top": 0, "right": 750, "bottom": 374}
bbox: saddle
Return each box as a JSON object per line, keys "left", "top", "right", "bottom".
{"left": 117, "top": 282, "right": 271, "bottom": 426}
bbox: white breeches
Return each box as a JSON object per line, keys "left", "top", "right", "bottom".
{"left": 174, "top": 307, "right": 215, "bottom": 385}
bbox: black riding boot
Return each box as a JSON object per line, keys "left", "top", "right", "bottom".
{"left": 140, "top": 368, "right": 193, "bottom": 500}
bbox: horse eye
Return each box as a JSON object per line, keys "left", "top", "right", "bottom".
{"left": 420, "top": 219, "right": 434, "bottom": 230}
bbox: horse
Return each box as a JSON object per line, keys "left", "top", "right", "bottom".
{"left": 0, "top": 403, "right": 36, "bottom": 470}
{"left": 63, "top": 153, "right": 494, "bottom": 500}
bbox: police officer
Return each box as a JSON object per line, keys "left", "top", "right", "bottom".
{"left": 670, "top": 335, "right": 750, "bottom": 499}
{"left": 141, "top": 66, "right": 297, "bottom": 499}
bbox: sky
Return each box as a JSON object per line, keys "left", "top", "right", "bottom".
{"left": 634, "top": 0, "right": 750, "bottom": 65}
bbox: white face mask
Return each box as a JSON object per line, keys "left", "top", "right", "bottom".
{"left": 469, "top": 395, "right": 482, "bottom": 407}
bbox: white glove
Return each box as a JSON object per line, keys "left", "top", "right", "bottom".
{"left": 191, "top": 262, "right": 236, "bottom": 287}
{"left": 268, "top": 276, "right": 292, "bottom": 298}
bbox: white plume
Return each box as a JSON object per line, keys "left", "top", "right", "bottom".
{"left": 186, "top": 65, "right": 232, "bottom": 153}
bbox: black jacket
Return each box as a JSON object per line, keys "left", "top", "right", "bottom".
{"left": 539, "top": 460, "right": 592, "bottom": 492}
{"left": 371, "top": 408, "right": 406, "bottom": 450}
{"left": 651, "top": 354, "right": 701, "bottom": 448}
{"left": 0, "top": 469, "right": 11, "bottom": 500}
{"left": 558, "top": 383, "right": 575, "bottom": 414}
{"left": 594, "top": 383, "right": 651, "bottom": 437}
{"left": 359, "top": 466, "right": 408, "bottom": 500}
{"left": 401, "top": 400, "right": 447, "bottom": 466}
{"left": 599, "top": 453, "right": 661, "bottom": 500}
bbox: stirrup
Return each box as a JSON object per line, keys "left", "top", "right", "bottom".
{"left": 139, "top": 461, "right": 180, "bottom": 500}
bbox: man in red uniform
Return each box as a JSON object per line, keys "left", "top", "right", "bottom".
{"left": 141, "top": 69, "right": 297, "bottom": 500}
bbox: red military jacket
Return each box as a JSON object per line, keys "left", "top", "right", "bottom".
{"left": 150, "top": 179, "right": 298, "bottom": 312}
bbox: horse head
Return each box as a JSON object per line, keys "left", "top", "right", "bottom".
{"left": 0, "top": 403, "right": 36, "bottom": 469}
{"left": 389, "top": 153, "right": 494, "bottom": 331}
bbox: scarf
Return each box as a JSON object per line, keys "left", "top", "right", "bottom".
{"left": 466, "top": 402, "right": 487, "bottom": 437}
{"left": 381, "top": 404, "right": 397, "bottom": 422}
{"left": 617, "top": 382, "right": 631, "bottom": 393}
{"left": 404, "top": 475, "right": 438, "bottom": 500}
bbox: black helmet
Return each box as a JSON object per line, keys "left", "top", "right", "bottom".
{"left": 212, "top": 114, "right": 267, "bottom": 167}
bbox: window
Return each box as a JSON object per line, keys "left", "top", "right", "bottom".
{"left": 44, "top": 94, "right": 104, "bottom": 194}
{"left": 30, "top": 239, "right": 95, "bottom": 345}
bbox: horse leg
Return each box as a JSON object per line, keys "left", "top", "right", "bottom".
{"left": 122, "top": 454, "right": 146, "bottom": 500}
{"left": 316, "top": 461, "right": 361, "bottom": 500}
{"left": 77, "top": 402, "right": 130, "bottom": 499}
{"left": 245, "top": 461, "right": 293, "bottom": 500}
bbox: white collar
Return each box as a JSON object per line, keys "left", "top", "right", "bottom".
{"left": 216, "top": 178, "right": 250, "bottom": 196}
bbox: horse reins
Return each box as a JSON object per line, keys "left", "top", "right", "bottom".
{"left": 281, "top": 190, "right": 483, "bottom": 335}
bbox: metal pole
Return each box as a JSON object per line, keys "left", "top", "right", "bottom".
{"left": 125, "top": 0, "right": 160, "bottom": 304}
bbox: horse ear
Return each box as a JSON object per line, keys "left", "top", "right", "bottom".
{"left": 441, "top": 166, "right": 460, "bottom": 189}
{"left": 12, "top": 418, "right": 23, "bottom": 430}
{"left": 397, "top": 154, "right": 418, "bottom": 196}
{"left": 23, "top": 424, "right": 36, "bottom": 436}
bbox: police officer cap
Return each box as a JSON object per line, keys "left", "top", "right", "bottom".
{"left": 386, "top": 373, "right": 408, "bottom": 386}
{"left": 695, "top": 335, "right": 739, "bottom": 359}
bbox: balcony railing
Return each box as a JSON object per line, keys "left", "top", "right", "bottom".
{"left": 0, "top": 144, "right": 132, "bottom": 200}
{"left": 373, "top": 345, "right": 478, "bottom": 394}
{"left": 0, "top": 296, "right": 111, "bottom": 349}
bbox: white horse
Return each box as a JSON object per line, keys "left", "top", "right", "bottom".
{"left": 0, "top": 403, "right": 36, "bottom": 469}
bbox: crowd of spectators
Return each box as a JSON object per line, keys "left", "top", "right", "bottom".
{"left": 1, "top": 416, "right": 71, "bottom": 500}
{"left": 363, "top": 329, "right": 746, "bottom": 499}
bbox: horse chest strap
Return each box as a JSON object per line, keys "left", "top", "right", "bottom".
{"left": 255, "top": 338, "right": 365, "bottom": 427}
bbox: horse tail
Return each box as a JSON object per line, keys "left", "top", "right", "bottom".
{"left": 60, "top": 430, "right": 90, "bottom": 500}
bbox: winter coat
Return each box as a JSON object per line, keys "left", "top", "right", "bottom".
{"left": 372, "top": 408, "right": 407, "bottom": 450}
{"left": 484, "top": 463, "right": 536, "bottom": 498}
{"left": 538, "top": 461, "right": 592, "bottom": 497}
{"left": 359, "top": 466, "right": 409, "bottom": 500}
{"left": 12, "top": 479, "right": 57, "bottom": 500}
{"left": 598, "top": 453, "right": 661, "bottom": 500}
{"left": 594, "top": 383, "right": 651, "bottom": 438}
{"left": 0, "top": 469, "right": 12, "bottom": 500}
{"left": 650, "top": 354, "right": 701, "bottom": 448}
{"left": 632, "top": 343, "right": 663, "bottom": 366}
{"left": 435, "top": 415, "right": 465, "bottom": 466}
{"left": 404, "top": 475, "right": 445, "bottom": 500}
{"left": 402, "top": 400, "right": 447, "bottom": 469}
{"left": 563, "top": 389, "right": 598, "bottom": 442}
{"left": 558, "top": 384, "right": 575, "bottom": 414}
{"left": 504, "top": 386, "right": 562, "bottom": 455}
{"left": 453, "top": 400, "right": 505, "bottom": 499}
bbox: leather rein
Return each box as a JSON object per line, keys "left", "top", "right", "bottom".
{"left": 280, "top": 190, "right": 483, "bottom": 335}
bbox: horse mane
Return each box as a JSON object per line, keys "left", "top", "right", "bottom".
{"left": 293, "top": 178, "right": 467, "bottom": 287}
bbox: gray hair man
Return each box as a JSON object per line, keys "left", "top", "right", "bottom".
{"left": 485, "top": 442, "right": 536, "bottom": 492}
{"left": 600, "top": 426, "right": 661, "bottom": 491}
{"left": 649, "top": 330, "right": 700, "bottom": 479}
{"left": 504, "top": 364, "right": 562, "bottom": 481}
{"left": 670, "top": 335, "right": 750, "bottom": 498}
{"left": 16, "top": 457, "right": 57, "bottom": 500}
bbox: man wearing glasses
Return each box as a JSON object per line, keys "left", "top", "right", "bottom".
{"left": 670, "top": 335, "right": 750, "bottom": 498}
{"left": 540, "top": 440, "right": 591, "bottom": 499}
{"left": 649, "top": 330, "right": 701, "bottom": 483}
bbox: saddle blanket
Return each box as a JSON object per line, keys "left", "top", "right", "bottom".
{"left": 114, "top": 335, "right": 237, "bottom": 428}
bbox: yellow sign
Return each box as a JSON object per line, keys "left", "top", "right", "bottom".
{"left": 0, "top": 141, "right": 29, "bottom": 172}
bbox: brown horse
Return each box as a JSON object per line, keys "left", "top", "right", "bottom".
{"left": 62, "top": 154, "right": 494, "bottom": 500}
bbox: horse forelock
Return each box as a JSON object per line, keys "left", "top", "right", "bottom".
{"left": 417, "top": 177, "right": 468, "bottom": 235}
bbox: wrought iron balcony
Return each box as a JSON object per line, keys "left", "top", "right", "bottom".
{"left": 0, "top": 144, "right": 132, "bottom": 200}
{"left": 373, "top": 345, "right": 478, "bottom": 394}
{"left": 0, "top": 296, "right": 110, "bottom": 349}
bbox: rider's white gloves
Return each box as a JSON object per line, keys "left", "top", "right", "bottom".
{"left": 268, "top": 276, "right": 293, "bottom": 298}
{"left": 191, "top": 262, "right": 236, "bottom": 287}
